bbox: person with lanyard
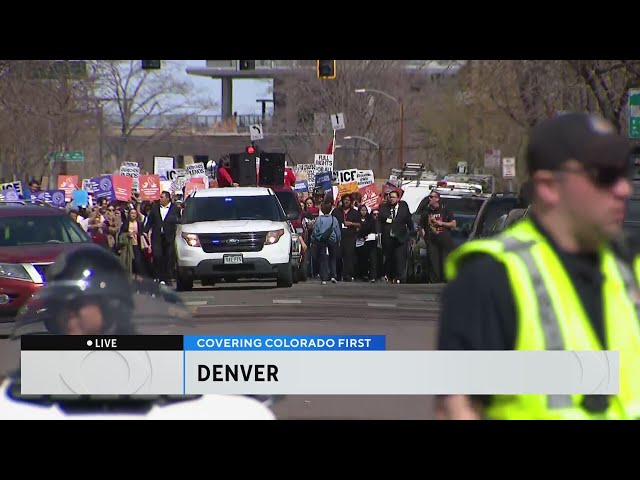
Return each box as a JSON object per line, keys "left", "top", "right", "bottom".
{"left": 378, "top": 190, "right": 414, "bottom": 283}
{"left": 437, "top": 112, "right": 640, "bottom": 420}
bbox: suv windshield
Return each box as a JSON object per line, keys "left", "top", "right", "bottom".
{"left": 274, "top": 191, "right": 300, "bottom": 218}
{"left": 182, "top": 195, "right": 286, "bottom": 223}
{"left": 0, "top": 214, "right": 89, "bottom": 246}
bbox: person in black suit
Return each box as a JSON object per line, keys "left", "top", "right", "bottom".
{"left": 144, "top": 191, "right": 181, "bottom": 286}
{"left": 378, "top": 190, "right": 415, "bottom": 283}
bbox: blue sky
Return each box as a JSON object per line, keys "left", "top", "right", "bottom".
{"left": 172, "top": 60, "right": 273, "bottom": 116}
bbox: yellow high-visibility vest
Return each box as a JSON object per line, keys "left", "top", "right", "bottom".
{"left": 445, "top": 218, "right": 640, "bottom": 419}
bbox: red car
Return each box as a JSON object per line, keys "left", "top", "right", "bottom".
{"left": 0, "top": 202, "right": 91, "bottom": 326}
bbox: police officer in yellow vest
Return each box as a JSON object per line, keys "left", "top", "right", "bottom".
{"left": 436, "top": 113, "right": 640, "bottom": 420}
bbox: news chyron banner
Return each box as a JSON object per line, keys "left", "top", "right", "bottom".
{"left": 20, "top": 335, "right": 619, "bottom": 395}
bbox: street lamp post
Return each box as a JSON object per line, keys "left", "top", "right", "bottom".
{"left": 342, "top": 135, "right": 380, "bottom": 149}
{"left": 355, "top": 88, "right": 404, "bottom": 168}
{"left": 342, "top": 135, "right": 381, "bottom": 172}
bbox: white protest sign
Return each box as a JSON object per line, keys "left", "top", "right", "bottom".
{"left": 356, "top": 169, "right": 375, "bottom": 187}
{"left": 0, "top": 181, "right": 23, "bottom": 197}
{"left": 186, "top": 163, "right": 206, "bottom": 179}
{"left": 168, "top": 168, "right": 187, "bottom": 181}
{"left": 154, "top": 156, "right": 174, "bottom": 180}
{"left": 160, "top": 180, "right": 173, "bottom": 194}
{"left": 294, "top": 164, "right": 316, "bottom": 188}
{"left": 120, "top": 164, "right": 140, "bottom": 190}
{"left": 337, "top": 169, "right": 358, "bottom": 184}
{"left": 171, "top": 177, "right": 187, "bottom": 194}
{"left": 82, "top": 178, "right": 94, "bottom": 193}
{"left": 314, "top": 154, "right": 334, "bottom": 175}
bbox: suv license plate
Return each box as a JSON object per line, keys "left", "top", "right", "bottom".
{"left": 223, "top": 254, "right": 243, "bottom": 265}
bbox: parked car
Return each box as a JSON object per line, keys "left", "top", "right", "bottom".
{"left": 0, "top": 201, "right": 91, "bottom": 331}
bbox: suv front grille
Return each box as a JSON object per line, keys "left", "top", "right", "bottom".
{"left": 198, "top": 232, "right": 267, "bottom": 253}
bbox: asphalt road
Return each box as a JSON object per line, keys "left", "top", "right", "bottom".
{"left": 0, "top": 279, "right": 444, "bottom": 420}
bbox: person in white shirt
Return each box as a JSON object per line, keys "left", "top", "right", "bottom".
{"left": 143, "top": 191, "right": 180, "bottom": 285}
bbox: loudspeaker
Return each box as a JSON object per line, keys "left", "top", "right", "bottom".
{"left": 229, "top": 153, "right": 257, "bottom": 186}
{"left": 259, "top": 152, "right": 286, "bottom": 186}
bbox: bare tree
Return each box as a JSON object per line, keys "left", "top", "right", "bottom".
{"left": 272, "top": 60, "right": 415, "bottom": 173}
{"left": 87, "top": 60, "right": 214, "bottom": 169}
{"left": 566, "top": 60, "right": 640, "bottom": 132}
{"left": 0, "top": 60, "right": 97, "bottom": 181}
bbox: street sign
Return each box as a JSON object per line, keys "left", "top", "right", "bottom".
{"left": 484, "top": 149, "right": 501, "bottom": 169}
{"left": 331, "top": 113, "right": 345, "bottom": 131}
{"left": 629, "top": 89, "right": 640, "bottom": 139}
{"left": 502, "top": 157, "right": 516, "bottom": 178}
{"left": 50, "top": 151, "right": 84, "bottom": 162}
{"left": 249, "top": 124, "right": 264, "bottom": 141}
{"left": 457, "top": 161, "right": 467, "bottom": 174}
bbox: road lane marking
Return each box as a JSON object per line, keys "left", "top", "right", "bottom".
{"left": 273, "top": 299, "right": 302, "bottom": 304}
{"left": 367, "top": 302, "right": 397, "bottom": 308}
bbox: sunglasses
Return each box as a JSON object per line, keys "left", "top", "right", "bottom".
{"left": 558, "top": 165, "right": 632, "bottom": 188}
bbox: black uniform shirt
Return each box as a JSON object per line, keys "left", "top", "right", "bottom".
{"left": 438, "top": 214, "right": 606, "bottom": 352}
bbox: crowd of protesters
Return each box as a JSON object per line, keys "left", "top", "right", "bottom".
{"left": 26, "top": 178, "right": 184, "bottom": 283}
{"left": 301, "top": 189, "right": 419, "bottom": 285}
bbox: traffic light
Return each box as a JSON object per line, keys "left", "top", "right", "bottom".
{"left": 141, "top": 60, "right": 161, "bottom": 70}
{"left": 239, "top": 60, "right": 256, "bottom": 71}
{"left": 246, "top": 145, "right": 256, "bottom": 154}
{"left": 317, "top": 60, "right": 336, "bottom": 79}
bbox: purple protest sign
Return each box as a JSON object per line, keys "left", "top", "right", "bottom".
{"left": 36, "top": 190, "right": 66, "bottom": 207}
{"left": 3, "top": 190, "right": 19, "bottom": 201}
{"left": 91, "top": 176, "right": 114, "bottom": 201}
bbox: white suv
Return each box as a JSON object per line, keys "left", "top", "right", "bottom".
{"left": 175, "top": 187, "right": 294, "bottom": 290}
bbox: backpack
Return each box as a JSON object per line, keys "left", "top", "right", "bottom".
{"left": 319, "top": 217, "right": 335, "bottom": 243}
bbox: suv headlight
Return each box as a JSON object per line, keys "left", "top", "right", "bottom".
{"left": 181, "top": 233, "right": 201, "bottom": 247}
{"left": 0, "top": 263, "right": 31, "bottom": 281}
{"left": 265, "top": 229, "right": 285, "bottom": 245}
